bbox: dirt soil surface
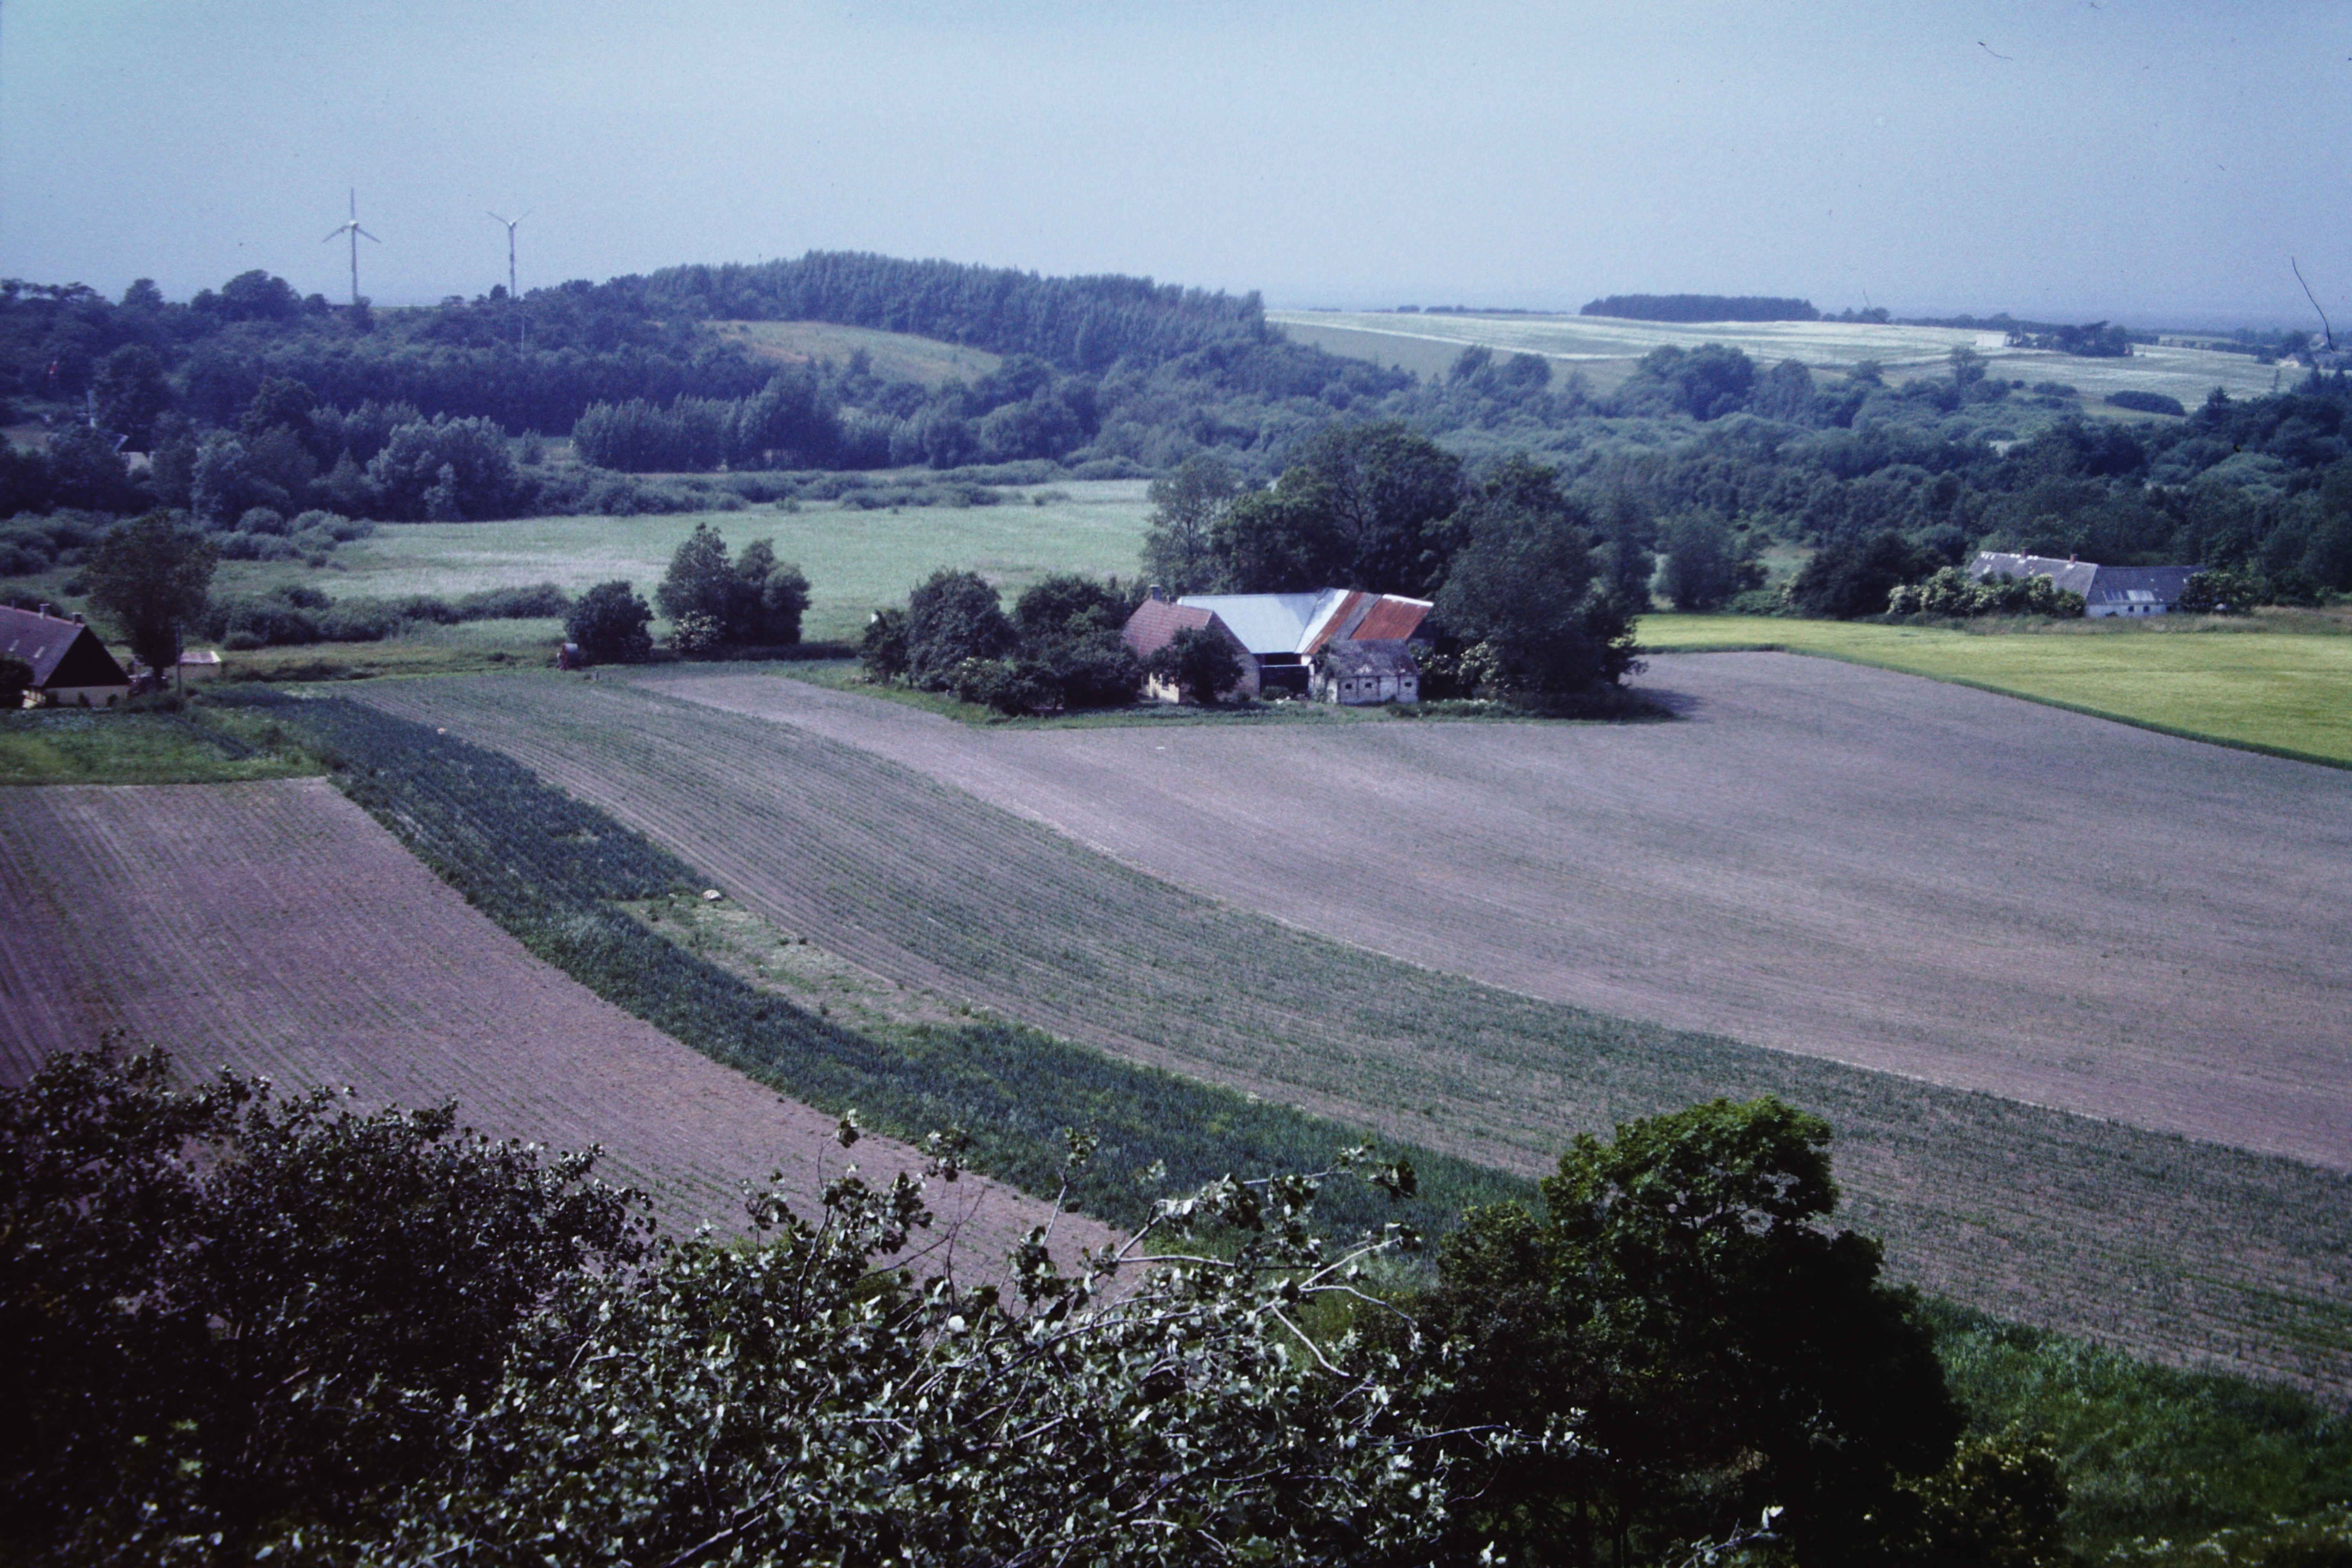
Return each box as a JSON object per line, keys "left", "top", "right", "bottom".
{"left": 0, "top": 778, "right": 1106, "bottom": 1273}
{"left": 642, "top": 654, "right": 2352, "bottom": 1172}
{"left": 353, "top": 670, "right": 2352, "bottom": 1392}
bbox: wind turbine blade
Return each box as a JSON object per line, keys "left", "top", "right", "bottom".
{"left": 357, "top": 227, "right": 382, "bottom": 243}
{"left": 488, "top": 211, "right": 508, "bottom": 225}
{"left": 324, "top": 227, "right": 347, "bottom": 243}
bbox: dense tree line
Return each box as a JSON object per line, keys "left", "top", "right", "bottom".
{"left": 1581, "top": 294, "right": 1822, "bottom": 323}
{"left": 633, "top": 250, "right": 1270, "bottom": 370}
{"left": 6, "top": 1044, "right": 2085, "bottom": 1568}
{"left": 7, "top": 260, "right": 2350, "bottom": 628}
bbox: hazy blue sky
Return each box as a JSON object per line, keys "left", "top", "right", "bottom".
{"left": 2, "top": 1, "right": 2343, "bottom": 326}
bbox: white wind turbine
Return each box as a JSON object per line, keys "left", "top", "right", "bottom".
{"left": 488, "top": 209, "right": 532, "bottom": 347}
{"left": 323, "top": 189, "right": 381, "bottom": 309}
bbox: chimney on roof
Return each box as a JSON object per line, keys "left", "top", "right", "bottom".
{"left": 71, "top": 612, "right": 84, "bottom": 625}
{"left": 37, "top": 602, "right": 52, "bottom": 618}
{"left": 1147, "top": 584, "right": 1165, "bottom": 602}
{"left": 2069, "top": 553, "right": 2077, "bottom": 563}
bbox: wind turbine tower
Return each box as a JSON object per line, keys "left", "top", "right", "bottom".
{"left": 488, "top": 210, "right": 531, "bottom": 347}
{"left": 323, "top": 189, "right": 381, "bottom": 309}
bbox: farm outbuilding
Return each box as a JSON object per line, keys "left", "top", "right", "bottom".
{"left": 1969, "top": 552, "right": 2201, "bottom": 617}
{"left": 0, "top": 604, "right": 131, "bottom": 708}
{"left": 1119, "top": 595, "right": 1259, "bottom": 703}
{"left": 1313, "top": 638, "right": 1419, "bottom": 704}
{"left": 1120, "top": 587, "right": 1430, "bottom": 704}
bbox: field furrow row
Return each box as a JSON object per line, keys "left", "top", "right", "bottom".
{"left": 358, "top": 674, "right": 2352, "bottom": 1394}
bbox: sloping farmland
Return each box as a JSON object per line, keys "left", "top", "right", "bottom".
{"left": 644, "top": 655, "right": 2352, "bottom": 1173}
{"left": 0, "top": 778, "right": 1097, "bottom": 1264}
{"left": 356, "top": 672, "right": 2352, "bottom": 1394}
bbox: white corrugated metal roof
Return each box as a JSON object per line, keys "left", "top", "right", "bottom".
{"left": 1176, "top": 591, "right": 1345, "bottom": 655}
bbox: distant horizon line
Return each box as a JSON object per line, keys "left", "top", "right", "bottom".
{"left": 12, "top": 261, "right": 2320, "bottom": 338}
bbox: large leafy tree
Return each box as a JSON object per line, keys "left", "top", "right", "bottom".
{"left": 1787, "top": 530, "right": 1931, "bottom": 619}
{"left": 1659, "top": 513, "right": 1765, "bottom": 610}
{"left": 1204, "top": 422, "right": 1463, "bottom": 594}
{"left": 1140, "top": 451, "right": 1242, "bottom": 595}
{"left": 84, "top": 511, "right": 217, "bottom": 677}
{"left": 1426, "top": 1098, "right": 1960, "bottom": 1568}
{"left": 658, "top": 526, "right": 811, "bottom": 648}
{"left": 365, "top": 1138, "right": 1452, "bottom": 1568}
{"left": 1433, "top": 477, "right": 1638, "bottom": 699}
{"left": 0, "top": 1047, "right": 649, "bottom": 1564}
{"left": 902, "top": 567, "right": 1015, "bottom": 688}
{"left": 564, "top": 579, "right": 654, "bottom": 663}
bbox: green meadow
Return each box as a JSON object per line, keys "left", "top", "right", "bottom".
{"left": 211, "top": 479, "right": 1156, "bottom": 645}
{"left": 1639, "top": 611, "right": 2352, "bottom": 767}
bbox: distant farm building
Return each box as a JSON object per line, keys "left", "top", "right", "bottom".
{"left": 1969, "top": 552, "right": 2201, "bottom": 617}
{"left": 1120, "top": 588, "right": 1431, "bottom": 705}
{"left": 1315, "top": 638, "right": 1420, "bottom": 704}
{"left": 0, "top": 604, "right": 131, "bottom": 707}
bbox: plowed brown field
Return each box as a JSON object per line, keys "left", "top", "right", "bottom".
{"left": 0, "top": 779, "right": 1100, "bottom": 1269}
{"left": 646, "top": 654, "right": 2352, "bottom": 1172}
{"left": 352, "top": 670, "right": 2352, "bottom": 1392}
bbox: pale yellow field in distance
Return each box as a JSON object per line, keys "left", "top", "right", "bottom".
{"left": 211, "top": 480, "right": 1156, "bottom": 645}
{"left": 1638, "top": 612, "right": 2352, "bottom": 767}
{"left": 1271, "top": 310, "right": 2287, "bottom": 406}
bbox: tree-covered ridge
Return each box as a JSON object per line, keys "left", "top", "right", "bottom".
{"left": 634, "top": 250, "right": 1271, "bottom": 370}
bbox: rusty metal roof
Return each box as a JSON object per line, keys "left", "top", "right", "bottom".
{"left": 1346, "top": 595, "right": 1432, "bottom": 643}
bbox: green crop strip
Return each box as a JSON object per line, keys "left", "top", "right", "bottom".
{"left": 216, "top": 688, "right": 1526, "bottom": 1240}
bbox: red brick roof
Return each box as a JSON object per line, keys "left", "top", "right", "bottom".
{"left": 1121, "top": 598, "right": 1218, "bottom": 661}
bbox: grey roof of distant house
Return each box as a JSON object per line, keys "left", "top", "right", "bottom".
{"left": 1971, "top": 552, "right": 2100, "bottom": 597}
{"left": 2082, "top": 565, "right": 2201, "bottom": 606}
{"left": 0, "top": 606, "right": 127, "bottom": 688}
{"left": 1969, "top": 552, "right": 2199, "bottom": 606}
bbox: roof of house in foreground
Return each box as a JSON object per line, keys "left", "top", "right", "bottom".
{"left": 0, "top": 606, "right": 126, "bottom": 688}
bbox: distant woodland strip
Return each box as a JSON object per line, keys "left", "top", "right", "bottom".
{"left": 1580, "top": 293, "right": 1821, "bottom": 322}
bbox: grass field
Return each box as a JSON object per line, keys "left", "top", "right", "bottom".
{"left": 211, "top": 479, "right": 1154, "bottom": 646}
{"left": 0, "top": 704, "right": 318, "bottom": 785}
{"left": 349, "top": 670, "right": 2352, "bottom": 1395}
{"left": 1271, "top": 310, "right": 2288, "bottom": 406}
{"left": 1638, "top": 612, "right": 2352, "bottom": 766}
{"left": 0, "top": 777, "right": 1102, "bottom": 1265}
{"left": 710, "top": 319, "right": 1004, "bottom": 388}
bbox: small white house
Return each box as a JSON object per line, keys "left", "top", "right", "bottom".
{"left": 1969, "top": 552, "right": 2202, "bottom": 617}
